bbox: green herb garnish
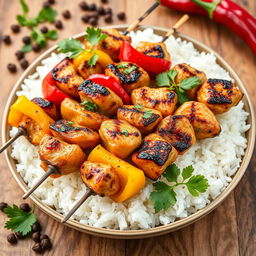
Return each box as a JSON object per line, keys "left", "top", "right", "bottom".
{"left": 4, "top": 205, "right": 37, "bottom": 236}
{"left": 142, "top": 110, "right": 152, "bottom": 119}
{"left": 150, "top": 164, "right": 209, "bottom": 212}
{"left": 21, "top": 44, "right": 32, "bottom": 53}
{"left": 117, "top": 63, "right": 129, "bottom": 69}
{"left": 57, "top": 38, "right": 84, "bottom": 58}
{"left": 88, "top": 53, "right": 99, "bottom": 66}
{"left": 81, "top": 100, "right": 98, "bottom": 112}
{"left": 84, "top": 27, "right": 108, "bottom": 47}
{"left": 134, "top": 104, "right": 144, "bottom": 110}
{"left": 123, "top": 65, "right": 137, "bottom": 75}
{"left": 121, "top": 129, "right": 129, "bottom": 137}
{"left": 67, "top": 121, "right": 73, "bottom": 126}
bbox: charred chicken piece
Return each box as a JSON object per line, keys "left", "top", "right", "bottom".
{"left": 156, "top": 115, "right": 196, "bottom": 154}
{"left": 173, "top": 63, "right": 207, "bottom": 100}
{"left": 51, "top": 57, "right": 84, "bottom": 98}
{"left": 99, "top": 119, "right": 142, "bottom": 159}
{"left": 132, "top": 133, "right": 178, "bottom": 180}
{"left": 76, "top": 61, "right": 104, "bottom": 80}
{"left": 49, "top": 119, "right": 99, "bottom": 150}
{"left": 78, "top": 79, "right": 123, "bottom": 117}
{"left": 117, "top": 105, "right": 162, "bottom": 134}
{"left": 136, "top": 41, "right": 170, "bottom": 61}
{"left": 80, "top": 161, "right": 120, "bottom": 196}
{"left": 175, "top": 101, "right": 221, "bottom": 139}
{"left": 31, "top": 97, "right": 60, "bottom": 120}
{"left": 61, "top": 98, "right": 109, "bottom": 130}
{"left": 84, "top": 28, "right": 131, "bottom": 61}
{"left": 131, "top": 87, "right": 178, "bottom": 117}
{"left": 197, "top": 79, "right": 243, "bottom": 114}
{"left": 39, "top": 134, "right": 86, "bottom": 175}
{"left": 105, "top": 62, "right": 150, "bottom": 95}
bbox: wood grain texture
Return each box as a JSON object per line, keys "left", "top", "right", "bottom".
{"left": 0, "top": 0, "right": 255, "bottom": 255}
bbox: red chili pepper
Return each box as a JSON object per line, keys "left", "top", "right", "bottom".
{"left": 160, "top": 0, "right": 256, "bottom": 55}
{"left": 42, "top": 71, "right": 70, "bottom": 106}
{"left": 119, "top": 41, "right": 171, "bottom": 74}
{"left": 87, "top": 74, "right": 132, "bottom": 105}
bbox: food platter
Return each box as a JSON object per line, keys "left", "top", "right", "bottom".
{"left": 2, "top": 25, "right": 255, "bottom": 239}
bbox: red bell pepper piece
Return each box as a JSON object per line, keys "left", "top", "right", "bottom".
{"left": 87, "top": 74, "right": 132, "bottom": 105}
{"left": 119, "top": 41, "right": 171, "bottom": 74}
{"left": 42, "top": 71, "right": 70, "bottom": 106}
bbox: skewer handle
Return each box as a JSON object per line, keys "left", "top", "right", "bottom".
{"left": 61, "top": 189, "right": 95, "bottom": 223}
{"left": 0, "top": 127, "right": 26, "bottom": 154}
{"left": 23, "top": 165, "right": 59, "bottom": 199}
{"left": 162, "top": 14, "right": 190, "bottom": 42}
{"left": 123, "top": 1, "right": 160, "bottom": 35}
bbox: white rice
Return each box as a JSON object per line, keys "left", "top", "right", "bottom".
{"left": 10, "top": 28, "right": 250, "bottom": 230}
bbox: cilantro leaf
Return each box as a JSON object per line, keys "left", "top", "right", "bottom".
{"left": 21, "top": 44, "right": 32, "bottom": 53}
{"left": 85, "top": 27, "right": 108, "bottom": 47}
{"left": 123, "top": 65, "right": 137, "bottom": 75}
{"left": 117, "top": 63, "right": 129, "bottom": 69}
{"left": 31, "top": 28, "right": 46, "bottom": 47}
{"left": 4, "top": 205, "right": 37, "bottom": 236}
{"left": 179, "top": 77, "right": 201, "bottom": 90}
{"left": 36, "top": 7, "right": 57, "bottom": 23}
{"left": 134, "top": 104, "right": 143, "bottom": 110}
{"left": 142, "top": 110, "right": 152, "bottom": 119}
{"left": 45, "top": 30, "right": 58, "bottom": 40}
{"left": 121, "top": 129, "right": 129, "bottom": 137}
{"left": 156, "top": 72, "right": 170, "bottom": 87}
{"left": 19, "top": 0, "right": 29, "bottom": 15}
{"left": 186, "top": 175, "right": 209, "bottom": 197}
{"left": 182, "top": 165, "right": 194, "bottom": 180}
{"left": 167, "top": 69, "right": 177, "bottom": 83}
{"left": 163, "top": 164, "right": 180, "bottom": 182}
{"left": 81, "top": 100, "right": 98, "bottom": 112}
{"left": 67, "top": 121, "right": 73, "bottom": 126}
{"left": 57, "top": 38, "right": 84, "bottom": 58}
{"left": 176, "top": 90, "right": 189, "bottom": 105}
{"left": 88, "top": 53, "right": 99, "bottom": 66}
{"left": 16, "top": 15, "right": 38, "bottom": 27}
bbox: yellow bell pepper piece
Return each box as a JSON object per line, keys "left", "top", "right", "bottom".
{"left": 73, "top": 50, "right": 113, "bottom": 69}
{"left": 88, "top": 145, "right": 145, "bottom": 203}
{"left": 8, "top": 95, "right": 54, "bottom": 134}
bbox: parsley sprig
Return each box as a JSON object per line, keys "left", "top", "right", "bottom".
{"left": 150, "top": 164, "right": 209, "bottom": 212}
{"left": 81, "top": 100, "right": 98, "bottom": 112}
{"left": 57, "top": 27, "right": 108, "bottom": 66}
{"left": 4, "top": 205, "right": 37, "bottom": 236}
{"left": 156, "top": 70, "right": 201, "bottom": 104}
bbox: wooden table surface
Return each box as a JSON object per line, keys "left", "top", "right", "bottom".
{"left": 0, "top": 0, "right": 255, "bottom": 255}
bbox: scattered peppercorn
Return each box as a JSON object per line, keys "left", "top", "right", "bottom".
{"left": 104, "top": 15, "right": 113, "bottom": 23}
{"left": 2, "top": 35, "right": 11, "bottom": 45}
{"left": 79, "top": 1, "right": 88, "bottom": 11}
{"left": 117, "top": 12, "right": 126, "bottom": 21}
{"left": 62, "top": 10, "right": 71, "bottom": 19}
{"left": 101, "top": 0, "right": 108, "bottom": 3}
{"left": 88, "top": 3, "right": 97, "bottom": 11}
{"left": 11, "top": 24, "right": 20, "bottom": 33}
{"left": 22, "top": 36, "right": 31, "bottom": 45}
{"left": 105, "top": 7, "right": 112, "bottom": 15}
{"left": 7, "top": 63, "right": 17, "bottom": 73}
{"left": 48, "top": 0, "right": 55, "bottom": 4}
{"left": 32, "top": 222, "right": 42, "bottom": 233}
{"left": 40, "top": 238, "right": 52, "bottom": 250}
{"left": 90, "top": 18, "right": 98, "bottom": 26}
{"left": 32, "top": 232, "right": 41, "bottom": 242}
{"left": 55, "top": 20, "right": 63, "bottom": 29}
{"left": 7, "top": 233, "right": 18, "bottom": 244}
{"left": 20, "top": 59, "right": 29, "bottom": 70}
{"left": 43, "top": 1, "right": 50, "bottom": 8}
{"left": 15, "top": 232, "right": 25, "bottom": 240}
{"left": 32, "top": 44, "right": 41, "bottom": 52}
{"left": 98, "top": 6, "right": 106, "bottom": 15}
{"left": 81, "top": 14, "right": 90, "bottom": 23}
{"left": 40, "top": 234, "right": 49, "bottom": 241}
{"left": 0, "top": 202, "right": 8, "bottom": 211}
{"left": 40, "top": 26, "right": 48, "bottom": 34}
{"left": 32, "top": 243, "right": 43, "bottom": 254}
{"left": 19, "top": 203, "right": 31, "bottom": 212}
{"left": 15, "top": 50, "right": 24, "bottom": 60}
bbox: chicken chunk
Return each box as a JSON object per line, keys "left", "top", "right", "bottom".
{"left": 80, "top": 162, "right": 120, "bottom": 196}
{"left": 117, "top": 105, "right": 162, "bottom": 134}
{"left": 78, "top": 79, "right": 123, "bottom": 117}
{"left": 132, "top": 133, "right": 178, "bottom": 180}
{"left": 175, "top": 101, "right": 221, "bottom": 139}
{"left": 39, "top": 134, "right": 86, "bottom": 175}
{"left": 156, "top": 115, "right": 196, "bottom": 154}
{"left": 51, "top": 57, "right": 84, "bottom": 98}
{"left": 76, "top": 60, "right": 104, "bottom": 80}
{"left": 105, "top": 62, "right": 150, "bottom": 95}
{"left": 61, "top": 98, "right": 109, "bottom": 130}
{"left": 99, "top": 119, "right": 142, "bottom": 159}
{"left": 173, "top": 63, "right": 207, "bottom": 100}
{"left": 49, "top": 119, "right": 99, "bottom": 149}
{"left": 136, "top": 41, "right": 170, "bottom": 61}
{"left": 197, "top": 78, "right": 243, "bottom": 114}
{"left": 31, "top": 97, "right": 60, "bottom": 120}
{"left": 131, "top": 87, "right": 178, "bottom": 117}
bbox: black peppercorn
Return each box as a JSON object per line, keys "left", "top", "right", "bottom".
{"left": 104, "top": 15, "right": 113, "bottom": 23}
{"left": 48, "top": 0, "right": 55, "bottom": 4}
{"left": 7, "top": 233, "right": 17, "bottom": 244}
{"left": 79, "top": 1, "right": 88, "bottom": 10}
{"left": 20, "top": 59, "right": 29, "bottom": 70}
{"left": 117, "top": 12, "right": 126, "bottom": 21}
{"left": 22, "top": 36, "right": 31, "bottom": 45}
{"left": 15, "top": 232, "right": 25, "bottom": 239}
{"left": 11, "top": 24, "right": 20, "bottom": 33}
{"left": 2, "top": 35, "right": 11, "bottom": 45}
{"left": 98, "top": 6, "right": 106, "bottom": 15}
{"left": 0, "top": 202, "right": 8, "bottom": 211}
{"left": 32, "top": 243, "right": 43, "bottom": 254}
{"left": 88, "top": 3, "right": 97, "bottom": 11}
{"left": 55, "top": 20, "right": 63, "bottom": 29}
{"left": 40, "top": 26, "right": 48, "bottom": 34}
{"left": 32, "top": 222, "right": 42, "bottom": 233}
{"left": 105, "top": 7, "right": 112, "bottom": 15}
{"left": 90, "top": 18, "right": 98, "bottom": 26}
{"left": 40, "top": 238, "right": 52, "bottom": 250}
{"left": 101, "top": 0, "right": 108, "bottom": 3}
{"left": 32, "top": 231, "right": 41, "bottom": 242}
{"left": 40, "top": 234, "right": 49, "bottom": 241}
{"left": 81, "top": 14, "right": 90, "bottom": 23}
{"left": 7, "top": 63, "right": 17, "bottom": 73}
{"left": 32, "top": 44, "right": 41, "bottom": 52}
{"left": 15, "top": 50, "right": 24, "bottom": 60}
{"left": 62, "top": 10, "right": 71, "bottom": 19}
{"left": 19, "top": 203, "right": 31, "bottom": 212}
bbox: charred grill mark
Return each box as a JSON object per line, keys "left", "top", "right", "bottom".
{"left": 106, "top": 130, "right": 139, "bottom": 138}
{"left": 143, "top": 45, "right": 165, "bottom": 59}
{"left": 50, "top": 120, "right": 92, "bottom": 133}
{"left": 137, "top": 140, "right": 172, "bottom": 166}
{"left": 207, "top": 95, "right": 232, "bottom": 104}
{"left": 178, "top": 63, "right": 201, "bottom": 76}
{"left": 51, "top": 57, "right": 72, "bottom": 84}
{"left": 32, "top": 97, "right": 52, "bottom": 108}
{"left": 107, "top": 64, "right": 142, "bottom": 84}
{"left": 78, "top": 80, "right": 110, "bottom": 96}
{"left": 208, "top": 78, "right": 232, "bottom": 89}
{"left": 103, "top": 31, "right": 127, "bottom": 41}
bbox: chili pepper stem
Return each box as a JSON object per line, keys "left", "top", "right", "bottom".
{"left": 191, "top": 0, "right": 221, "bottom": 18}
{"left": 61, "top": 189, "right": 95, "bottom": 223}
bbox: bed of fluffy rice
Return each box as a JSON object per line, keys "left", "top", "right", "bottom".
{"left": 9, "top": 28, "right": 250, "bottom": 230}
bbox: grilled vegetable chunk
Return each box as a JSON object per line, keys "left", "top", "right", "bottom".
{"left": 175, "top": 101, "right": 221, "bottom": 139}
{"left": 105, "top": 62, "right": 150, "bottom": 95}
{"left": 173, "top": 63, "right": 207, "bottom": 100}
{"left": 99, "top": 119, "right": 142, "bottom": 159}
{"left": 31, "top": 97, "right": 60, "bottom": 120}
{"left": 136, "top": 42, "right": 170, "bottom": 61}
{"left": 132, "top": 133, "right": 178, "bottom": 180}
{"left": 197, "top": 79, "right": 243, "bottom": 114}
{"left": 80, "top": 162, "right": 120, "bottom": 196}
{"left": 131, "top": 87, "right": 178, "bottom": 117}
{"left": 39, "top": 134, "right": 86, "bottom": 175}
{"left": 61, "top": 98, "right": 109, "bottom": 130}
{"left": 78, "top": 79, "right": 123, "bottom": 117}
{"left": 50, "top": 119, "right": 99, "bottom": 149}
{"left": 156, "top": 115, "right": 196, "bottom": 154}
{"left": 76, "top": 61, "right": 103, "bottom": 79}
{"left": 117, "top": 105, "right": 162, "bottom": 134}
{"left": 52, "top": 57, "right": 84, "bottom": 98}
